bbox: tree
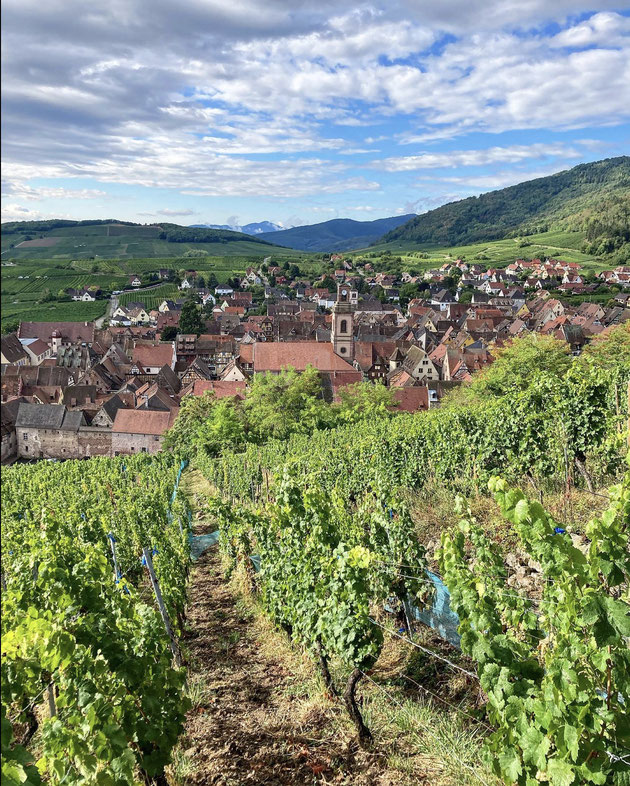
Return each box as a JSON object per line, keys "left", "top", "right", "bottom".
{"left": 178, "top": 298, "right": 204, "bottom": 336}
{"left": 163, "top": 391, "right": 247, "bottom": 459}
{"left": 453, "top": 334, "right": 572, "bottom": 403}
{"left": 398, "top": 282, "right": 422, "bottom": 310}
{"left": 321, "top": 276, "right": 336, "bottom": 292}
{"left": 2, "top": 319, "right": 20, "bottom": 334}
{"left": 206, "top": 272, "right": 218, "bottom": 288}
{"left": 334, "top": 382, "right": 398, "bottom": 423}
{"left": 37, "top": 289, "right": 55, "bottom": 304}
{"left": 196, "top": 399, "right": 246, "bottom": 457}
{"left": 160, "top": 326, "right": 178, "bottom": 341}
{"left": 244, "top": 366, "right": 332, "bottom": 441}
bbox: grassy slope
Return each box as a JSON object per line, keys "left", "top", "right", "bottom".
{"left": 1, "top": 222, "right": 301, "bottom": 261}
{"left": 360, "top": 229, "right": 612, "bottom": 273}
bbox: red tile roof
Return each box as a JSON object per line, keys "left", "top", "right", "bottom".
{"left": 187, "top": 380, "right": 247, "bottom": 398}
{"left": 132, "top": 344, "right": 174, "bottom": 368}
{"left": 18, "top": 321, "right": 95, "bottom": 344}
{"left": 392, "top": 387, "right": 429, "bottom": 412}
{"left": 112, "top": 408, "right": 178, "bottom": 435}
{"left": 253, "top": 342, "right": 356, "bottom": 373}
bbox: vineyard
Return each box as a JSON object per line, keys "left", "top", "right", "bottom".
{"left": 1, "top": 455, "right": 192, "bottom": 785}
{"left": 2, "top": 328, "right": 629, "bottom": 785}
{"left": 195, "top": 328, "right": 630, "bottom": 785}
{"left": 118, "top": 285, "right": 180, "bottom": 310}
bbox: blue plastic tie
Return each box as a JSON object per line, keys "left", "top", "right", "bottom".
{"left": 554, "top": 527, "right": 566, "bottom": 535}
{"left": 80, "top": 513, "right": 86, "bottom": 521}
{"left": 107, "top": 533, "right": 117, "bottom": 543}
{"left": 141, "top": 554, "right": 147, "bottom": 566}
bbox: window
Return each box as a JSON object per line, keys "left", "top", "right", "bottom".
{"left": 340, "top": 319, "right": 348, "bottom": 333}
{"left": 23, "top": 433, "right": 28, "bottom": 440}
{"left": 141, "top": 447, "right": 147, "bottom": 453}
{"left": 340, "top": 346, "right": 347, "bottom": 354}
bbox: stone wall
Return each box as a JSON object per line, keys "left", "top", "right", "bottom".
{"left": 77, "top": 427, "right": 113, "bottom": 457}
{"left": 17, "top": 426, "right": 80, "bottom": 460}
{"left": 14, "top": 425, "right": 164, "bottom": 459}
{"left": 111, "top": 431, "right": 163, "bottom": 456}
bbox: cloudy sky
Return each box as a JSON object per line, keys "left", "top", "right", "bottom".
{"left": 1, "top": 1, "right": 629, "bottom": 228}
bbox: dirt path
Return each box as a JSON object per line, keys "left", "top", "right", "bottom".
{"left": 179, "top": 547, "right": 334, "bottom": 785}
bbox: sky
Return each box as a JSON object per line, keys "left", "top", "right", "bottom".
{"left": 1, "top": 1, "right": 629, "bottom": 229}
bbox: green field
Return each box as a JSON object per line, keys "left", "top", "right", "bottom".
{"left": 1, "top": 222, "right": 308, "bottom": 261}
{"left": 1, "top": 226, "right": 617, "bottom": 330}
{"left": 118, "top": 284, "right": 180, "bottom": 310}
{"left": 361, "top": 230, "right": 611, "bottom": 273}
{"left": 0, "top": 299, "right": 106, "bottom": 328}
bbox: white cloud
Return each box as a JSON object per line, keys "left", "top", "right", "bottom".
{"left": 1, "top": 182, "right": 108, "bottom": 200}
{"left": 156, "top": 208, "right": 197, "bottom": 216}
{"left": 550, "top": 11, "right": 630, "bottom": 49}
{"left": 424, "top": 164, "right": 575, "bottom": 190}
{"left": 0, "top": 203, "right": 75, "bottom": 222}
{"left": 374, "top": 142, "right": 585, "bottom": 172}
{"left": 1, "top": 2, "right": 628, "bottom": 210}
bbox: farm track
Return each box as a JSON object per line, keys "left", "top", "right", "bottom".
{"left": 178, "top": 546, "right": 397, "bottom": 785}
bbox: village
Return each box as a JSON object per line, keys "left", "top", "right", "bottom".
{"left": 1, "top": 255, "right": 629, "bottom": 464}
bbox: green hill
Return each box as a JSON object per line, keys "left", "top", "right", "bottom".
{"left": 380, "top": 157, "right": 630, "bottom": 260}
{"left": 260, "top": 214, "right": 416, "bottom": 252}
{"left": 0, "top": 219, "right": 279, "bottom": 260}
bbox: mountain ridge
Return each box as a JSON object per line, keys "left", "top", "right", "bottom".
{"left": 380, "top": 157, "right": 630, "bottom": 256}
{"left": 190, "top": 221, "right": 284, "bottom": 234}
{"left": 260, "top": 214, "right": 417, "bottom": 252}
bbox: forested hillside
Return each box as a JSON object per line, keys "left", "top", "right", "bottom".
{"left": 261, "top": 214, "right": 416, "bottom": 251}
{"left": 381, "top": 157, "right": 630, "bottom": 259}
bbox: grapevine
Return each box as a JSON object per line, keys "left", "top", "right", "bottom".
{"left": 1, "top": 454, "right": 192, "bottom": 784}
{"left": 437, "top": 470, "right": 630, "bottom": 785}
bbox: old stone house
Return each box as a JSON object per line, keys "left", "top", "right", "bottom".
{"left": 112, "top": 408, "right": 178, "bottom": 455}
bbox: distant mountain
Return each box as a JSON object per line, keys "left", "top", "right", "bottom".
{"left": 190, "top": 221, "right": 283, "bottom": 234}
{"left": 380, "top": 157, "right": 630, "bottom": 251}
{"left": 261, "top": 214, "right": 417, "bottom": 252}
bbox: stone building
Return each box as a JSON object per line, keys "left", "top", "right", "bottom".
{"left": 111, "top": 408, "right": 178, "bottom": 455}
{"left": 15, "top": 404, "right": 86, "bottom": 459}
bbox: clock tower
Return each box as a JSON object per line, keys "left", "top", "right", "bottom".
{"left": 331, "top": 284, "right": 356, "bottom": 360}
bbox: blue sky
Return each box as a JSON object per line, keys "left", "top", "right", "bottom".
{"left": 1, "top": 1, "right": 629, "bottom": 229}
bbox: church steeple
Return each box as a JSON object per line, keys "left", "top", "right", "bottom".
{"left": 331, "top": 284, "right": 356, "bottom": 360}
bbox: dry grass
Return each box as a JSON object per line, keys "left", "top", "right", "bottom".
{"left": 405, "top": 477, "right": 611, "bottom": 568}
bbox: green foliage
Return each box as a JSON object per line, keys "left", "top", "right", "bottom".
{"left": 452, "top": 333, "right": 572, "bottom": 402}
{"left": 198, "top": 327, "right": 629, "bottom": 502}
{"left": 213, "top": 470, "right": 430, "bottom": 730}
{"left": 382, "top": 157, "right": 630, "bottom": 250}
{"left": 335, "top": 381, "right": 398, "bottom": 423}
{"left": 1, "top": 454, "right": 191, "bottom": 784}
{"left": 157, "top": 223, "right": 271, "bottom": 245}
{"left": 178, "top": 297, "right": 204, "bottom": 335}
{"left": 160, "top": 325, "right": 178, "bottom": 341}
{"left": 437, "top": 472, "right": 630, "bottom": 785}
{"left": 244, "top": 366, "right": 331, "bottom": 441}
